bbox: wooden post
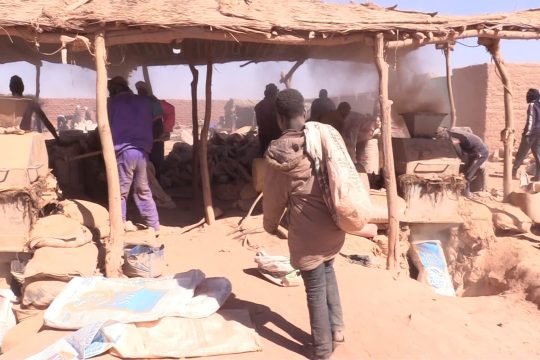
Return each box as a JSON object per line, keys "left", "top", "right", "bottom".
{"left": 482, "top": 38, "right": 514, "bottom": 199}
{"left": 189, "top": 64, "right": 200, "bottom": 201}
{"left": 443, "top": 43, "right": 457, "bottom": 128}
{"left": 200, "top": 45, "right": 215, "bottom": 224}
{"left": 142, "top": 65, "right": 154, "bottom": 94}
{"left": 35, "top": 64, "right": 41, "bottom": 99}
{"left": 280, "top": 59, "right": 305, "bottom": 89}
{"left": 95, "top": 32, "right": 124, "bottom": 277}
{"left": 374, "top": 33, "right": 399, "bottom": 270}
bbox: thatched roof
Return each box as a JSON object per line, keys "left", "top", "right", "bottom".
{"left": 1, "top": 0, "right": 540, "bottom": 68}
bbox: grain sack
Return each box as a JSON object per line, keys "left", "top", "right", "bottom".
{"left": 22, "top": 279, "right": 68, "bottom": 309}
{"left": 60, "top": 199, "right": 110, "bottom": 238}
{"left": 27, "top": 214, "right": 93, "bottom": 249}
{"left": 304, "top": 122, "right": 371, "bottom": 235}
{"left": 44, "top": 270, "right": 206, "bottom": 329}
{"left": 24, "top": 242, "right": 98, "bottom": 280}
{"left": 254, "top": 251, "right": 301, "bottom": 287}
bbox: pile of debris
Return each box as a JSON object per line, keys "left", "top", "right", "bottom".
{"left": 161, "top": 128, "right": 260, "bottom": 189}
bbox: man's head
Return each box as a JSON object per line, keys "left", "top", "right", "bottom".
{"left": 275, "top": 89, "right": 305, "bottom": 131}
{"left": 319, "top": 89, "right": 328, "bottom": 99}
{"left": 108, "top": 76, "right": 130, "bottom": 97}
{"left": 264, "top": 83, "right": 278, "bottom": 98}
{"left": 135, "top": 81, "right": 151, "bottom": 96}
{"left": 526, "top": 88, "right": 540, "bottom": 103}
{"left": 9, "top": 75, "right": 24, "bottom": 97}
{"left": 337, "top": 102, "right": 352, "bottom": 118}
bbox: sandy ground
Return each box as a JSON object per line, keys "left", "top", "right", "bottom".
{"left": 137, "top": 202, "right": 540, "bottom": 360}
{"left": 5, "top": 158, "right": 540, "bottom": 359}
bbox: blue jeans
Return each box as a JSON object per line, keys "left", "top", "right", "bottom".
{"left": 300, "top": 259, "right": 344, "bottom": 360}
{"left": 117, "top": 148, "right": 160, "bottom": 230}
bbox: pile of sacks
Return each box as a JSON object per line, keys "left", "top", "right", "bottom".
{"left": 12, "top": 199, "right": 108, "bottom": 319}
{"left": 161, "top": 128, "right": 260, "bottom": 189}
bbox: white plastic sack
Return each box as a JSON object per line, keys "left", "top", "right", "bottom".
{"left": 102, "top": 310, "right": 261, "bottom": 359}
{"left": 409, "top": 240, "right": 455, "bottom": 297}
{"left": 27, "top": 310, "right": 262, "bottom": 360}
{"left": 254, "top": 251, "right": 301, "bottom": 287}
{"left": 123, "top": 245, "right": 165, "bottom": 278}
{"left": 304, "top": 122, "right": 372, "bottom": 235}
{"left": 44, "top": 270, "right": 205, "bottom": 330}
{"left": 0, "top": 289, "right": 16, "bottom": 351}
{"left": 178, "top": 277, "right": 232, "bottom": 318}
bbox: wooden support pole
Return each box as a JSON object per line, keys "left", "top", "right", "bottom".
{"left": 189, "top": 64, "right": 201, "bottom": 201}
{"left": 443, "top": 44, "right": 457, "bottom": 128}
{"left": 482, "top": 38, "right": 514, "bottom": 199}
{"left": 95, "top": 32, "right": 124, "bottom": 277}
{"left": 374, "top": 33, "right": 399, "bottom": 270}
{"left": 280, "top": 59, "right": 305, "bottom": 89}
{"left": 142, "top": 65, "right": 154, "bottom": 95}
{"left": 35, "top": 64, "right": 41, "bottom": 99}
{"left": 200, "top": 45, "right": 215, "bottom": 224}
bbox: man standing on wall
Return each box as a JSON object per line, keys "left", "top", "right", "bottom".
{"left": 513, "top": 88, "right": 540, "bottom": 179}
{"left": 108, "top": 76, "right": 160, "bottom": 235}
{"left": 255, "top": 83, "right": 281, "bottom": 155}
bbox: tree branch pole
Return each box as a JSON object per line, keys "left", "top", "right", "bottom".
{"left": 482, "top": 38, "right": 514, "bottom": 199}
{"left": 189, "top": 64, "right": 200, "bottom": 201}
{"left": 142, "top": 65, "right": 154, "bottom": 94}
{"left": 200, "top": 45, "right": 215, "bottom": 224}
{"left": 443, "top": 43, "right": 457, "bottom": 128}
{"left": 95, "top": 32, "right": 124, "bottom": 277}
{"left": 35, "top": 64, "right": 41, "bottom": 99}
{"left": 280, "top": 59, "right": 305, "bottom": 89}
{"left": 374, "top": 33, "right": 399, "bottom": 270}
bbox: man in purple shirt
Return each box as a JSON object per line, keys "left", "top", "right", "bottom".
{"left": 108, "top": 76, "right": 160, "bottom": 233}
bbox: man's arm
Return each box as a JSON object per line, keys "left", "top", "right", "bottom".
{"left": 263, "top": 165, "right": 289, "bottom": 234}
{"left": 525, "top": 103, "right": 535, "bottom": 135}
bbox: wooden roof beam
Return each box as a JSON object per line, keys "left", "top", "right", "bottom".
{"left": 387, "top": 29, "right": 540, "bottom": 49}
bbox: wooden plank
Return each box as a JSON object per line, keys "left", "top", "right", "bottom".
{"left": 374, "top": 33, "right": 399, "bottom": 270}
{"left": 95, "top": 32, "right": 124, "bottom": 278}
{"left": 200, "top": 44, "right": 215, "bottom": 225}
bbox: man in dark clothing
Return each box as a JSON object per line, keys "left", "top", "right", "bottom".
{"left": 255, "top": 83, "right": 281, "bottom": 155}
{"left": 264, "top": 89, "right": 345, "bottom": 360}
{"left": 135, "top": 81, "right": 165, "bottom": 180}
{"left": 513, "top": 88, "right": 540, "bottom": 179}
{"left": 446, "top": 127, "right": 489, "bottom": 198}
{"left": 310, "top": 89, "right": 336, "bottom": 122}
{"left": 317, "top": 101, "right": 351, "bottom": 133}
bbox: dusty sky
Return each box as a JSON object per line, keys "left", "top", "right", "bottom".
{"left": 0, "top": 0, "right": 538, "bottom": 99}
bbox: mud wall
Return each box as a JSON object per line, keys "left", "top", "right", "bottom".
{"left": 453, "top": 63, "right": 540, "bottom": 151}
{"left": 485, "top": 63, "right": 540, "bottom": 151}
{"left": 453, "top": 64, "right": 489, "bottom": 142}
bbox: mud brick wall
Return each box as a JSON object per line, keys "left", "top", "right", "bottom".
{"left": 453, "top": 63, "right": 540, "bottom": 151}
{"left": 40, "top": 98, "right": 227, "bottom": 128}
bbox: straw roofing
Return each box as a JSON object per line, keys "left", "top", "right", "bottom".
{"left": 1, "top": 0, "right": 540, "bottom": 68}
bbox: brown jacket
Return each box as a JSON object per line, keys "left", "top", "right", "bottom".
{"left": 263, "top": 130, "right": 345, "bottom": 271}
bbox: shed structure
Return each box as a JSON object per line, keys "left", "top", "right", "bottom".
{"left": 2, "top": 0, "right": 540, "bottom": 274}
